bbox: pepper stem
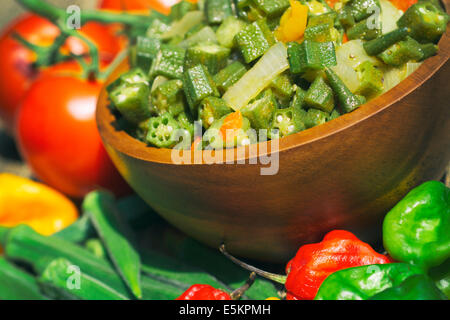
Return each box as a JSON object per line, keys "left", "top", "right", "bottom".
{"left": 230, "top": 272, "right": 256, "bottom": 300}
{"left": 220, "top": 245, "right": 287, "bottom": 284}
{"left": 0, "top": 226, "right": 10, "bottom": 247}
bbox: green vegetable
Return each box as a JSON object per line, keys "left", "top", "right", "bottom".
{"left": 327, "top": 109, "right": 341, "bottom": 121}
{"left": 213, "top": 61, "right": 247, "bottom": 94}
{"left": 216, "top": 16, "right": 247, "bottom": 48}
{"left": 303, "top": 108, "right": 329, "bottom": 128}
{"left": 223, "top": 42, "right": 289, "bottom": 110}
{"left": 180, "top": 26, "right": 218, "bottom": 48}
{"left": 429, "top": 259, "right": 450, "bottom": 298}
{"left": 290, "top": 86, "right": 307, "bottom": 111}
{"left": 110, "top": 83, "right": 151, "bottom": 125}
{"left": 54, "top": 215, "right": 94, "bottom": 243}
{"left": 304, "top": 23, "right": 340, "bottom": 42}
{"left": 151, "top": 79, "right": 185, "bottom": 116}
{"left": 241, "top": 89, "right": 277, "bottom": 130}
{"left": 287, "top": 40, "right": 337, "bottom": 74}
{"left": 146, "top": 18, "right": 171, "bottom": 39}
{"left": 134, "top": 37, "right": 162, "bottom": 72}
{"left": 83, "top": 191, "right": 142, "bottom": 299}
{"left": 107, "top": 68, "right": 150, "bottom": 93}
{"left": 162, "top": 11, "right": 204, "bottom": 39}
{"left": 235, "top": 19, "right": 276, "bottom": 63}
{"left": 397, "top": 2, "right": 449, "bottom": 43}
{"left": 185, "top": 42, "right": 231, "bottom": 75}
{"left": 0, "top": 257, "right": 47, "bottom": 300}
{"left": 183, "top": 64, "right": 220, "bottom": 115}
{"left": 176, "top": 111, "right": 195, "bottom": 138}
{"left": 84, "top": 239, "right": 107, "bottom": 259}
{"left": 378, "top": 36, "right": 426, "bottom": 67}
{"left": 205, "top": 0, "right": 234, "bottom": 24}
{"left": 253, "top": 0, "right": 290, "bottom": 17}
{"left": 270, "top": 73, "right": 294, "bottom": 105}
{"left": 270, "top": 107, "right": 306, "bottom": 138}
{"left": 346, "top": 18, "right": 381, "bottom": 41}
{"left": 345, "top": 0, "right": 381, "bottom": 22}
{"left": 0, "top": 225, "right": 132, "bottom": 297}
{"left": 146, "top": 113, "right": 183, "bottom": 148}
{"left": 383, "top": 181, "right": 450, "bottom": 271}
{"left": 363, "top": 27, "right": 410, "bottom": 56}
{"left": 304, "top": 76, "right": 335, "bottom": 113}
{"left": 370, "top": 275, "right": 447, "bottom": 300}
{"left": 337, "top": 8, "right": 355, "bottom": 29}
{"left": 315, "top": 263, "right": 425, "bottom": 300}
{"left": 418, "top": 43, "right": 439, "bottom": 61}
{"left": 39, "top": 258, "right": 129, "bottom": 300}
{"left": 324, "top": 68, "right": 364, "bottom": 113}
{"left": 203, "top": 114, "right": 254, "bottom": 149}
{"left": 199, "top": 97, "right": 233, "bottom": 129}
{"left": 170, "top": 0, "right": 197, "bottom": 21}
{"left": 149, "top": 45, "right": 186, "bottom": 80}
{"left": 355, "top": 61, "right": 384, "bottom": 98}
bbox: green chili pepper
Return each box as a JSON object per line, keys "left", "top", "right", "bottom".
{"left": 314, "top": 263, "right": 425, "bottom": 300}
{"left": 429, "top": 259, "right": 450, "bottom": 299}
{"left": 370, "top": 274, "right": 447, "bottom": 300}
{"left": 383, "top": 181, "right": 450, "bottom": 271}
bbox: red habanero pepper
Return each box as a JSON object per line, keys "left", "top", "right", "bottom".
{"left": 285, "top": 230, "right": 392, "bottom": 300}
{"left": 176, "top": 285, "right": 231, "bottom": 300}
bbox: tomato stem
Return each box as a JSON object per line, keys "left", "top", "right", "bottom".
{"left": 98, "top": 49, "right": 130, "bottom": 81}
{"left": 219, "top": 245, "right": 287, "bottom": 284}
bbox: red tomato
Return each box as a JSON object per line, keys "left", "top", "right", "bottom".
{"left": 0, "top": 14, "right": 124, "bottom": 133}
{"left": 99, "top": 0, "right": 182, "bottom": 15}
{"left": 16, "top": 62, "right": 130, "bottom": 198}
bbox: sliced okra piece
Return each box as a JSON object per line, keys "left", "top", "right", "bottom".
{"left": 287, "top": 40, "right": 336, "bottom": 74}
{"left": 241, "top": 89, "right": 277, "bottom": 130}
{"left": 397, "top": 2, "right": 449, "bottom": 43}
{"left": 106, "top": 68, "right": 150, "bottom": 93}
{"left": 270, "top": 73, "right": 295, "bottom": 105}
{"left": 235, "top": 19, "right": 276, "bottom": 63}
{"left": 170, "top": 0, "right": 198, "bottom": 21}
{"left": 269, "top": 107, "right": 306, "bottom": 139}
{"left": 146, "top": 113, "right": 183, "bottom": 148}
{"left": 110, "top": 83, "right": 151, "bottom": 125}
{"left": 303, "top": 108, "right": 329, "bottom": 129}
{"left": 304, "top": 23, "right": 341, "bottom": 42}
{"left": 253, "top": 0, "right": 290, "bottom": 18}
{"left": 290, "top": 86, "right": 307, "bottom": 111}
{"left": 134, "top": 36, "right": 162, "bottom": 72}
{"left": 185, "top": 42, "right": 231, "bottom": 75}
{"left": 205, "top": 0, "right": 235, "bottom": 24}
{"left": 203, "top": 114, "right": 254, "bottom": 149}
{"left": 149, "top": 45, "right": 186, "bottom": 80}
{"left": 213, "top": 61, "right": 247, "bottom": 94}
{"left": 345, "top": 0, "right": 381, "bottom": 22}
{"left": 346, "top": 18, "right": 381, "bottom": 41}
{"left": 151, "top": 79, "right": 185, "bottom": 117}
{"left": 304, "top": 76, "right": 335, "bottom": 113}
{"left": 183, "top": 64, "right": 220, "bottom": 116}
{"left": 176, "top": 111, "right": 195, "bottom": 139}
{"left": 216, "top": 16, "right": 248, "bottom": 48}
{"left": 337, "top": 7, "right": 355, "bottom": 29}
{"left": 355, "top": 61, "right": 384, "bottom": 98}
{"left": 327, "top": 109, "right": 341, "bottom": 121}
{"left": 325, "top": 68, "right": 364, "bottom": 113}
{"left": 377, "top": 36, "right": 424, "bottom": 67}
{"left": 199, "top": 97, "right": 233, "bottom": 129}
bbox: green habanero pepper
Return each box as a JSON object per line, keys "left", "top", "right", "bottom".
{"left": 314, "top": 263, "right": 425, "bottom": 300}
{"left": 369, "top": 274, "right": 447, "bottom": 300}
{"left": 383, "top": 181, "right": 450, "bottom": 270}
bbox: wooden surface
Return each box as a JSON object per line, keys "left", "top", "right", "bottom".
{"left": 97, "top": 3, "right": 450, "bottom": 262}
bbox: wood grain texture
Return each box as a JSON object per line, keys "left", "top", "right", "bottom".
{"left": 97, "top": 1, "right": 450, "bottom": 262}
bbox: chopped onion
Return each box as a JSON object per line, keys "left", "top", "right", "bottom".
{"left": 179, "top": 26, "right": 218, "bottom": 48}
{"left": 162, "top": 11, "right": 204, "bottom": 40}
{"left": 332, "top": 40, "right": 382, "bottom": 92}
{"left": 379, "top": 0, "right": 403, "bottom": 34}
{"left": 223, "top": 42, "right": 289, "bottom": 111}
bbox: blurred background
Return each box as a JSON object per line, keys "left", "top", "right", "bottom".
{"left": 0, "top": 0, "right": 95, "bottom": 177}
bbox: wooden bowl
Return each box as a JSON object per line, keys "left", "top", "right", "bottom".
{"left": 97, "top": 9, "right": 450, "bottom": 262}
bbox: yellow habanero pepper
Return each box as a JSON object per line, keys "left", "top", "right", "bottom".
{"left": 266, "top": 297, "right": 281, "bottom": 300}
{"left": 0, "top": 174, "right": 78, "bottom": 236}
{"left": 275, "top": 0, "right": 309, "bottom": 43}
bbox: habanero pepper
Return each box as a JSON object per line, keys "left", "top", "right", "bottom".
{"left": 176, "top": 273, "right": 256, "bottom": 300}
{"left": 220, "top": 230, "right": 391, "bottom": 300}
{"left": 383, "top": 181, "right": 450, "bottom": 271}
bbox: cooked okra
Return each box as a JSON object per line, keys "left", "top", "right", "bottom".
{"left": 108, "top": 0, "right": 448, "bottom": 150}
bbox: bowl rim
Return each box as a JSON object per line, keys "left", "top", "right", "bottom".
{"left": 97, "top": 3, "right": 450, "bottom": 165}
